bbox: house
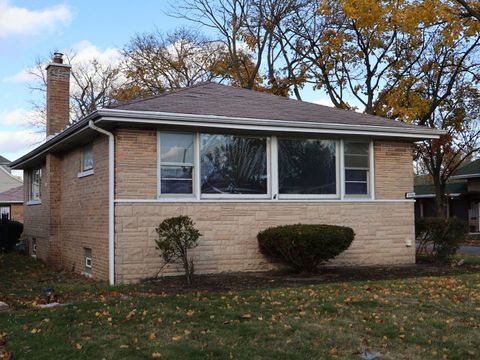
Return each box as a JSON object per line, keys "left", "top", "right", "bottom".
{"left": 0, "top": 155, "right": 23, "bottom": 221}
{"left": 414, "top": 159, "right": 480, "bottom": 233}
{"left": 0, "top": 155, "right": 22, "bottom": 193}
{"left": 10, "top": 53, "right": 443, "bottom": 284}
{"left": 0, "top": 186, "right": 24, "bottom": 222}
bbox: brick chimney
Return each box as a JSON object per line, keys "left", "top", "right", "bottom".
{"left": 46, "top": 52, "right": 71, "bottom": 136}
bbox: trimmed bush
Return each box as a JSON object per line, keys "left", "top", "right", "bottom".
{"left": 415, "top": 217, "right": 468, "bottom": 262}
{"left": 257, "top": 224, "right": 355, "bottom": 273}
{"left": 155, "top": 216, "right": 201, "bottom": 285}
{"left": 0, "top": 219, "right": 23, "bottom": 253}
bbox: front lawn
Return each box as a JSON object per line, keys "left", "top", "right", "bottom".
{"left": 1, "top": 253, "right": 479, "bottom": 359}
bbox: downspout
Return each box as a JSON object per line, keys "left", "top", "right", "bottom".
{"left": 88, "top": 120, "right": 115, "bottom": 285}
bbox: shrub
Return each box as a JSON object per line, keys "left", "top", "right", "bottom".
{"left": 415, "top": 217, "right": 468, "bottom": 262}
{"left": 257, "top": 224, "right": 355, "bottom": 273}
{"left": 0, "top": 219, "right": 23, "bottom": 253}
{"left": 155, "top": 216, "right": 201, "bottom": 285}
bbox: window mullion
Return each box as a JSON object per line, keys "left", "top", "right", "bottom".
{"left": 340, "top": 140, "right": 345, "bottom": 200}
{"left": 195, "top": 132, "right": 201, "bottom": 200}
{"left": 271, "top": 136, "right": 278, "bottom": 200}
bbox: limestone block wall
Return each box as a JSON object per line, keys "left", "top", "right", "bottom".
{"left": 115, "top": 202, "right": 415, "bottom": 283}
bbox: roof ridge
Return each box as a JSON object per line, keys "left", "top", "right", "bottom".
{"left": 108, "top": 82, "right": 214, "bottom": 109}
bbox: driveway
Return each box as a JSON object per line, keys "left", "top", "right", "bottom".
{"left": 458, "top": 245, "right": 480, "bottom": 255}
{"left": 417, "top": 242, "right": 480, "bottom": 255}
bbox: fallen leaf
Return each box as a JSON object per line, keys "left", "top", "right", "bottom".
{"left": 75, "top": 343, "right": 82, "bottom": 350}
{"left": 171, "top": 335, "right": 183, "bottom": 341}
{"left": 152, "top": 352, "right": 162, "bottom": 358}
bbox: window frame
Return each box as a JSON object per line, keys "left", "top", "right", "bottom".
{"left": 81, "top": 143, "right": 94, "bottom": 172}
{"left": 199, "top": 133, "right": 271, "bottom": 200}
{"left": 157, "top": 131, "right": 196, "bottom": 198}
{"left": 29, "top": 168, "right": 42, "bottom": 203}
{"left": 342, "top": 140, "right": 374, "bottom": 199}
{"left": 156, "top": 131, "right": 375, "bottom": 201}
{"left": 0, "top": 205, "right": 11, "bottom": 220}
{"left": 275, "top": 137, "right": 340, "bottom": 200}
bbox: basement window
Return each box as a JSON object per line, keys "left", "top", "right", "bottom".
{"left": 84, "top": 248, "right": 92, "bottom": 275}
{"left": 31, "top": 238, "right": 37, "bottom": 257}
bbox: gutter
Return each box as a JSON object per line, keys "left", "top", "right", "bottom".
{"left": 450, "top": 173, "right": 480, "bottom": 180}
{"left": 11, "top": 108, "right": 444, "bottom": 170}
{"left": 96, "top": 108, "right": 446, "bottom": 138}
{"left": 88, "top": 120, "right": 115, "bottom": 285}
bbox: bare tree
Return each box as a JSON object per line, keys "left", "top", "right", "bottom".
{"left": 455, "top": 0, "right": 480, "bottom": 21}
{"left": 119, "top": 28, "right": 228, "bottom": 99}
{"left": 171, "top": 0, "right": 306, "bottom": 96}
{"left": 26, "top": 52, "right": 124, "bottom": 130}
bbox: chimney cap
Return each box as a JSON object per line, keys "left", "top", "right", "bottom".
{"left": 53, "top": 52, "right": 64, "bottom": 64}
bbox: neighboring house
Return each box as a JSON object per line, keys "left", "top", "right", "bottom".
{"left": 0, "top": 155, "right": 23, "bottom": 193}
{"left": 11, "top": 53, "right": 442, "bottom": 284}
{"left": 0, "top": 186, "right": 24, "bottom": 222}
{"left": 414, "top": 159, "right": 480, "bottom": 233}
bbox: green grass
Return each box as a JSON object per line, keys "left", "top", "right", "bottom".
{"left": 1, "top": 253, "right": 480, "bottom": 360}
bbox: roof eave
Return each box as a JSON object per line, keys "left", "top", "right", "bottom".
{"left": 9, "top": 111, "right": 100, "bottom": 169}
{"left": 97, "top": 108, "right": 444, "bottom": 139}
{"left": 450, "top": 173, "right": 480, "bottom": 180}
{"left": 10, "top": 108, "right": 444, "bottom": 169}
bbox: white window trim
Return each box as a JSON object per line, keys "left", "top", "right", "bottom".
{"left": 29, "top": 169, "right": 41, "bottom": 202}
{"left": 81, "top": 143, "right": 94, "bottom": 172}
{"left": 276, "top": 138, "right": 341, "bottom": 200}
{"left": 157, "top": 130, "right": 196, "bottom": 199}
{"left": 156, "top": 132, "right": 375, "bottom": 202}
{"left": 85, "top": 256, "right": 92, "bottom": 269}
{"left": 342, "top": 140, "right": 373, "bottom": 200}
{"left": 199, "top": 134, "right": 271, "bottom": 200}
{"left": 78, "top": 169, "right": 94, "bottom": 178}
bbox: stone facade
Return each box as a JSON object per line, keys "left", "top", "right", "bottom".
{"left": 115, "top": 202, "right": 414, "bottom": 283}
{"left": 113, "top": 128, "right": 416, "bottom": 283}
{"left": 22, "top": 125, "right": 416, "bottom": 284}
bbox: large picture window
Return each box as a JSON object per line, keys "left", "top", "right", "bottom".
{"left": 157, "top": 132, "right": 373, "bottom": 201}
{"left": 30, "top": 169, "right": 41, "bottom": 201}
{"left": 200, "top": 134, "right": 268, "bottom": 196}
{"left": 159, "top": 132, "right": 194, "bottom": 195}
{"left": 344, "top": 142, "right": 370, "bottom": 196}
{"left": 278, "top": 139, "right": 337, "bottom": 196}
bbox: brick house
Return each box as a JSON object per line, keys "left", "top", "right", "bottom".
{"left": 11, "top": 54, "right": 442, "bottom": 284}
{"left": 0, "top": 186, "right": 23, "bottom": 222}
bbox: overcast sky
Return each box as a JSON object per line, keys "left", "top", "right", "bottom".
{"left": 0, "top": 0, "right": 333, "bottom": 170}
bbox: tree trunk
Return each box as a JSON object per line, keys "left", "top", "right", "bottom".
{"left": 433, "top": 181, "right": 448, "bottom": 218}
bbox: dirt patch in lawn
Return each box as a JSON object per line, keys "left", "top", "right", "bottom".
{"left": 141, "top": 262, "right": 480, "bottom": 295}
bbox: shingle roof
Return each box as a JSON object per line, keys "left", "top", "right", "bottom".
{"left": 110, "top": 82, "right": 422, "bottom": 130}
{"left": 453, "top": 158, "right": 480, "bottom": 177}
{"left": 0, "top": 186, "right": 23, "bottom": 203}
{"left": 0, "top": 155, "right": 10, "bottom": 165}
{"left": 414, "top": 182, "right": 468, "bottom": 196}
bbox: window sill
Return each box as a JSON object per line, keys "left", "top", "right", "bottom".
{"left": 26, "top": 200, "right": 41, "bottom": 206}
{"left": 78, "top": 169, "right": 94, "bottom": 178}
